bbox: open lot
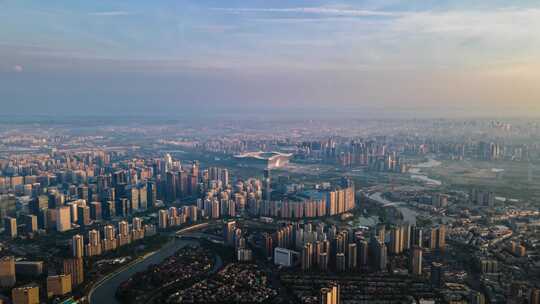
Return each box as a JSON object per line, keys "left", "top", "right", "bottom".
{"left": 424, "top": 160, "right": 540, "bottom": 203}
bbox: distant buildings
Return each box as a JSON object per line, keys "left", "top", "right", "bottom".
{"left": 224, "top": 221, "right": 237, "bottom": 246}
{"left": 56, "top": 206, "right": 71, "bottom": 232}
{"left": 72, "top": 234, "right": 84, "bottom": 258}
{"left": 4, "top": 217, "right": 17, "bottom": 239}
{"left": 0, "top": 256, "right": 16, "bottom": 288}
{"left": 429, "top": 225, "right": 446, "bottom": 251}
{"left": 46, "top": 274, "right": 72, "bottom": 298}
{"left": 255, "top": 186, "right": 355, "bottom": 219}
{"left": 12, "top": 285, "right": 39, "bottom": 304}
{"left": 24, "top": 215, "right": 38, "bottom": 234}
{"left": 233, "top": 151, "right": 292, "bottom": 169}
{"left": 274, "top": 248, "right": 295, "bottom": 267}
{"left": 431, "top": 262, "right": 443, "bottom": 288}
{"left": 320, "top": 284, "right": 340, "bottom": 304}
{"left": 85, "top": 229, "right": 102, "bottom": 257}
{"left": 63, "top": 258, "right": 84, "bottom": 287}
{"left": 410, "top": 246, "right": 423, "bottom": 276}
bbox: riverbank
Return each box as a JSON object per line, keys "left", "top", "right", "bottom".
{"left": 87, "top": 222, "right": 213, "bottom": 304}
{"left": 409, "top": 158, "right": 443, "bottom": 186}
{"left": 88, "top": 238, "right": 198, "bottom": 304}
{"left": 367, "top": 192, "right": 419, "bottom": 225}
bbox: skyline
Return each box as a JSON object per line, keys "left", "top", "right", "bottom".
{"left": 1, "top": 0, "right": 539, "bottom": 117}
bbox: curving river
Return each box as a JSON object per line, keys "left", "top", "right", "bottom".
{"left": 89, "top": 238, "right": 198, "bottom": 304}
{"left": 408, "top": 158, "right": 443, "bottom": 186}
{"left": 368, "top": 192, "right": 418, "bottom": 225}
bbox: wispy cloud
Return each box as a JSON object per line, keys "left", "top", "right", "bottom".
{"left": 13, "top": 65, "right": 23, "bottom": 72}
{"left": 192, "top": 25, "right": 238, "bottom": 34}
{"left": 88, "top": 11, "right": 133, "bottom": 16}
{"left": 212, "top": 7, "right": 399, "bottom": 17}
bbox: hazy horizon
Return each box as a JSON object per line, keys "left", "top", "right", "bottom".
{"left": 1, "top": 0, "right": 539, "bottom": 117}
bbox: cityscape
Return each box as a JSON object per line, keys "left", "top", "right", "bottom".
{"left": 0, "top": 118, "right": 539, "bottom": 303}
{"left": 1, "top": 0, "right": 540, "bottom": 304}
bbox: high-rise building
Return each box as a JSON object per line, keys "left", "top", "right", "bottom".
{"left": 437, "top": 225, "right": 446, "bottom": 250}
{"left": 24, "top": 215, "right": 38, "bottom": 234}
{"left": 116, "top": 198, "right": 129, "bottom": 217}
{"left": 470, "top": 291, "right": 486, "bottom": 304}
{"left": 390, "top": 226, "right": 402, "bottom": 254}
{"left": 402, "top": 224, "right": 411, "bottom": 251}
{"left": 431, "top": 262, "right": 443, "bottom": 288}
{"left": 165, "top": 171, "right": 177, "bottom": 202}
{"left": 412, "top": 226, "right": 423, "bottom": 248}
{"left": 274, "top": 247, "right": 294, "bottom": 267}
{"left": 29, "top": 196, "right": 48, "bottom": 215}
{"left": 358, "top": 240, "right": 369, "bottom": 268}
{"left": 102, "top": 225, "right": 117, "bottom": 252}
{"left": 264, "top": 169, "right": 271, "bottom": 202}
{"left": 63, "top": 258, "right": 84, "bottom": 287}
{"left": 376, "top": 224, "right": 386, "bottom": 243}
{"left": 132, "top": 217, "right": 144, "bottom": 241}
{"left": 37, "top": 208, "right": 48, "bottom": 230}
{"left": 479, "top": 259, "right": 499, "bottom": 274}
{"left": 147, "top": 181, "right": 157, "bottom": 208}
{"left": 56, "top": 206, "right": 71, "bottom": 232}
{"left": 12, "top": 285, "right": 39, "bottom": 304}
{"left": 138, "top": 184, "right": 148, "bottom": 210}
{"left": 14, "top": 261, "right": 43, "bottom": 277}
{"left": 335, "top": 234, "right": 345, "bottom": 255}
{"left": 227, "top": 200, "right": 236, "bottom": 217}
{"left": 102, "top": 201, "right": 115, "bottom": 219}
{"left": 236, "top": 248, "right": 252, "bottom": 262}
{"left": 319, "top": 252, "right": 329, "bottom": 272}
{"left": 429, "top": 227, "right": 438, "bottom": 250}
{"left": 374, "top": 240, "right": 387, "bottom": 271}
{"left": 224, "top": 221, "right": 237, "bottom": 246}
{"left": 118, "top": 220, "right": 131, "bottom": 246}
{"left": 211, "top": 199, "right": 220, "bottom": 219}
{"left": 0, "top": 256, "right": 16, "bottom": 287}
{"left": 47, "top": 274, "right": 72, "bottom": 298}
{"left": 336, "top": 252, "right": 346, "bottom": 272}
{"left": 301, "top": 243, "right": 313, "bottom": 271}
{"left": 430, "top": 225, "right": 446, "bottom": 251}
{"left": 410, "top": 246, "right": 423, "bottom": 276}
{"left": 347, "top": 243, "right": 357, "bottom": 270}
{"left": 89, "top": 202, "right": 102, "bottom": 221}
{"left": 158, "top": 209, "right": 168, "bottom": 229}
{"left": 77, "top": 205, "right": 91, "bottom": 226}
{"left": 85, "top": 229, "right": 102, "bottom": 256}
{"left": 72, "top": 234, "right": 84, "bottom": 258}
{"left": 4, "top": 216, "right": 17, "bottom": 238}
{"left": 67, "top": 203, "right": 78, "bottom": 223}
{"left": 234, "top": 229, "right": 243, "bottom": 249}
{"left": 263, "top": 233, "right": 273, "bottom": 258}
{"left": 320, "top": 284, "right": 340, "bottom": 304}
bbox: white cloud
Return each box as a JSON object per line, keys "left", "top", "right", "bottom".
{"left": 220, "top": 6, "right": 540, "bottom": 70}
{"left": 13, "top": 65, "right": 23, "bottom": 72}
{"left": 212, "top": 7, "right": 399, "bottom": 17}
{"left": 88, "top": 11, "right": 133, "bottom": 16}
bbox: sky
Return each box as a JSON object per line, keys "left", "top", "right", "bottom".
{"left": 0, "top": 0, "right": 539, "bottom": 118}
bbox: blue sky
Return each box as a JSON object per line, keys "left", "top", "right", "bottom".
{"left": 1, "top": 0, "right": 539, "bottom": 117}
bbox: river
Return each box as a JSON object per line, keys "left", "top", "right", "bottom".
{"left": 408, "top": 158, "right": 442, "bottom": 186}
{"left": 368, "top": 192, "right": 418, "bottom": 225}
{"left": 89, "top": 238, "right": 198, "bottom": 304}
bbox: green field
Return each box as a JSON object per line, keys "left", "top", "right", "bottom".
{"left": 425, "top": 159, "right": 540, "bottom": 204}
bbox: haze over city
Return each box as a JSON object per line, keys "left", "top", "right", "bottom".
{"left": 2, "top": 2, "right": 540, "bottom": 304}
{"left": 1, "top": 0, "right": 539, "bottom": 117}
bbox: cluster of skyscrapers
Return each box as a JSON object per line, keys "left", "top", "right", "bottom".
{"left": 71, "top": 217, "right": 156, "bottom": 258}
{"left": 268, "top": 221, "right": 447, "bottom": 278}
